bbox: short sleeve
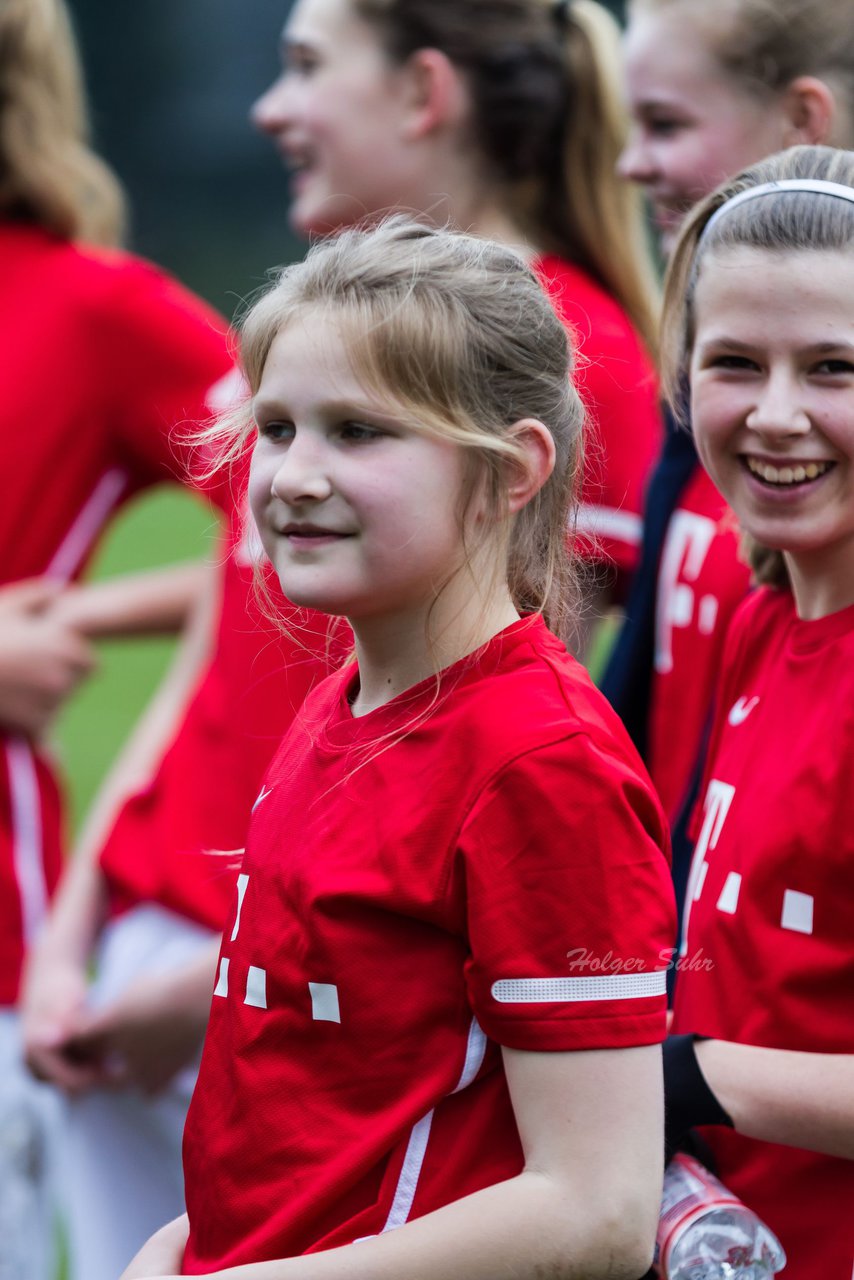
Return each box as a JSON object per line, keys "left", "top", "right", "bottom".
{"left": 459, "top": 734, "right": 675, "bottom": 1052}
{"left": 94, "top": 258, "right": 235, "bottom": 501}
{"left": 573, "top": 321, "right": 662, "bottom": 573}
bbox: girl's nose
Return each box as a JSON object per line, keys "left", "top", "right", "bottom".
{"left": 251, "top": 74, "right": 291, "bottom": 136}
{"left": 746, "top": 374, "right": 811, "bottom": 438}
{"left": 270, "top": 438, "right": 333, "bottom": 505}
{"left": 617, "top": 128, "right": 656, "bottom": 185}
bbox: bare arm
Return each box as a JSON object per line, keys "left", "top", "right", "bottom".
{"left": 63, "top": 940, "right": 220, "bottom": 1095}
{"left": 22, "top": 561, "right": 222, "bottom": 1092}
{"left": 0, "top": 579, "right": 96, "bottom": 737}
{"left": 122, "top": 1042, "right": 664, "bottom": 1280}
{"left": 696, "top": 1039, "right": 854, "bottom": 1160}
{"left": 52, "top": 560, "right": 212, "bottom": 638}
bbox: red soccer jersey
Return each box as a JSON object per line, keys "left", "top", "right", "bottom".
{"left": 535, "top": 256, "right": 662, "bottom": 573}
{"left": 647, "top": 466, "right": 751, "bottom": 821}
{"left": 0, "top": 224, "right": 233, "bottom": 1005}
{"left": 182, "top": 615, "right": 675, "bottom": 1272}
{"left": 672, "top": 587, "right": 854, "bottom": 1280}
{"left": 98, "top": 500, "right": 352, "bottom": 930}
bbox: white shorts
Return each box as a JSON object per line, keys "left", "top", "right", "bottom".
{"left": 63, "top": 903, "right": 216, "bottom": 1280}
{"left": 0, "top": 1010, "right": 61, "bottom": 1280}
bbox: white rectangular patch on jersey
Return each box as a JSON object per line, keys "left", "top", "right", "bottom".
{"left": 716, "top": 871, "right": 742, "bottom": 915}
{"left": 308, "top": 982, "right": 341, "bottom": 1023}
{"left": 213, "top": 958, "right": 229, "bottom": 998}
{"left": 245, "top": 965, "right": 268, "bottom": 1009}
{"left": 781, "top": 890, "right": 814, "bottom": 935}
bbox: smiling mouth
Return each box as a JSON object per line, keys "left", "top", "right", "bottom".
{"left": 744, "top": 457, "right": 834, "bottom": 487}
{"left": 281, "top": 524, "right": 351, "bottom": 540}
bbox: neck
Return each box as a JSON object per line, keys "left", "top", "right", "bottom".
{"left": 348, "top": 580, "right": 520, "bottom": 717}
{"left": 785, "top": 543, "right": 854, "bottom": 620}
{"left": 407, "top": 146, "right": 535, "bottom": 257}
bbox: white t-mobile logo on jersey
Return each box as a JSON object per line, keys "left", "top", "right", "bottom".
{"left": 213, "top": 873, "right": 268, "bottom": 1008}
{"left": 655, "top": 511, "right": 719, "bottom": 674}
{"left": 679, "top": 778, "right": 735, "bottom": 955}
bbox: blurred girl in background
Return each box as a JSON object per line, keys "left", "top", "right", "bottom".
{"left": 252, "top": 0, "right": 664, "bottom": 627}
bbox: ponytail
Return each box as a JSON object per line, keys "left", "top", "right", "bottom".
{"left": 538, "top": 0, "right": 659, "bottom": 355}
{"left": 356, "top": 0, "right": 660, "bottom": 356}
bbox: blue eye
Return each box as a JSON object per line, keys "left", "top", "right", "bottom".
{"left": 258, "top": 420, "right": 294, "bottom": 442}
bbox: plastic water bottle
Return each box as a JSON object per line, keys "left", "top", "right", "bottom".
{"left": 655, "top": 1152, "right": 787, "bottom": 1279}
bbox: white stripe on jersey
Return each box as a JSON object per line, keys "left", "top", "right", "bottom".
{"left": 491, "top": 971, "right": 667, "bottom": 1003}
{"left": 381, "top": 1111, "right": 434, "bottom": 1233}
{"left": 382, "top": 1016, "right": 488, "bottom": 1233}
{"left": 5, "top": 737, "right": 48, "bottom": 945}
{"left": 575, "top": 503, "right": 643, "bottom": 547}
{"left": 45, "top": 468, "right": 128, "bottom": 583}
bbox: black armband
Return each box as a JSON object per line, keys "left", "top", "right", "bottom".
{"left": 663, "top": 1034, "right": 733, "bottom": 1159}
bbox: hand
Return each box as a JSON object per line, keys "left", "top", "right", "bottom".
{"left": 61, "top": 964, "right": 211, "bottom": 1096}
{"left": 0, "top": 579, "right": 96, "bottom": 736}
{"left": 120, "top": 1214, "right": 189, "bottom": 1278}
{"left": 21, "top": 956, "right": 109, "bottom": 1094}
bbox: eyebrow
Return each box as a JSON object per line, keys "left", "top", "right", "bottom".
{"left": 695, "top": 337, "right": 854, "bottom": 355}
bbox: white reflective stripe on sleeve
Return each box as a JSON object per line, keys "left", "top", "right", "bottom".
{"left": 5, "top": 738, "right": 48, "bottom": 945}
{"left": 491, "top": 971, "right": 667, "bottom": 1003}
{"left": 45, "top": 468, "right": 128, "bottom": 583}
{"left": 574, "top": 504, "right": 643, "bottom": 547}
{"left": 381, "top": 1110, "right": 434, "bottom": 1233}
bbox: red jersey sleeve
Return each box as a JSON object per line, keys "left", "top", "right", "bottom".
{"left": 94, "top": 255, "right": 234, "bottom": 499}
{"left": 535, "top": 255, "right": 662, "bottom": 572}
{"left": 459, "top": 733, "right": 674, "bottom": 1052}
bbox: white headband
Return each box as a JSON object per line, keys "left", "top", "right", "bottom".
{"left": 701, "top": 177, "right": 854, "bottom": 240}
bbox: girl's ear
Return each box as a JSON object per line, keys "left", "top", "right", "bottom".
{"left": 506, "top": 419, "right": 556, "bottom": 514}
{"left": 782, "top": 76, "right": 836, "bottom": 146}
{"left": 397, "top": 48, "right": 470, "bottom": 141}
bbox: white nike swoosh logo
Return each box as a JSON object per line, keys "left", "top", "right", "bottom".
{"left": 728, "top": 696, "right": 759, "bottom": 726}
{"left": 252, "top": 785, "right": 274, "bottom": 812}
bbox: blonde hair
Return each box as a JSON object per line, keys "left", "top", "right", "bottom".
{"left": 351, "top": 0, "right": 660, "bottom": 357}
{"left": 208, "top": 217, "right": 585, "bottom": 648}
{"left": 0, "top": 0, "right": 125, "bottom": 244}
{"left": 629, "top": 0, "right": 854, "bottom": 142}
{"left": 661, "top": 145, "right": 854, "bottom": 586}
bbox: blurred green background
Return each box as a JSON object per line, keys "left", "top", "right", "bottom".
{"left": 53, "top": 489, "right": 218, "bottom": 832}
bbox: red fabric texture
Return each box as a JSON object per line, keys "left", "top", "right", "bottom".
{"left": 535, "top": 256, "right": 662, "bottom": 572}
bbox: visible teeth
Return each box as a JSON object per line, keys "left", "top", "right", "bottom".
{"left": 746, "top": 458, "right": 830, "bottom": 485}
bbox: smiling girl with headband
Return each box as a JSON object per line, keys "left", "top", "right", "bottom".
{"left": 655, "top": 145, "right": 854, "bottom": 1280}
{"left": 604, "top": 0, "right": 854, "bottom": 916}
{"left": 121, "top": 217, "right": 675, "bottom": 1280}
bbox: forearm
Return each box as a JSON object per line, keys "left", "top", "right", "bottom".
{"left": 72, "top": 560, "right": 221, "bottom": 864}
{"left": 696, "top": 1039, "right": 854, "bottom": 1159}
{"left": 27, "top": 835, "right": 108, "bottom": 971}
{"left": 180, "top": 1168, "right": 652, "bottom": 1280}
{"left": 56, "top": 561, "right": 212, "bottom": 638}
